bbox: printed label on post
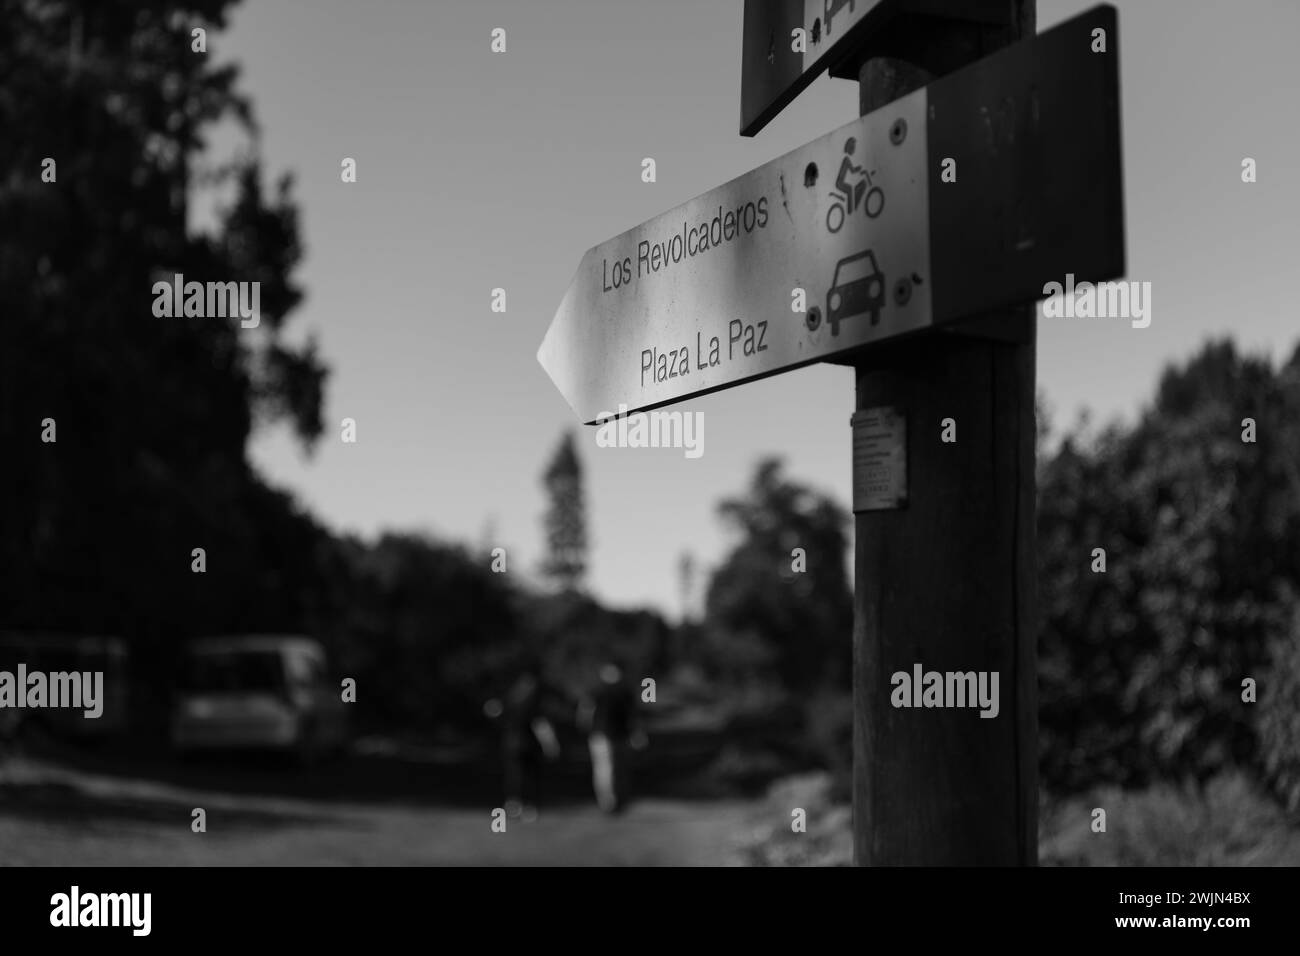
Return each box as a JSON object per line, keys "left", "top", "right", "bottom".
{"left": 852, "top": 406, "right": 907, "bottom": 512}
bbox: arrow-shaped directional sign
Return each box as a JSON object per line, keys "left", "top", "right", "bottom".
{"left": 540, "top": 5, "right": 1123, "bottom": 425}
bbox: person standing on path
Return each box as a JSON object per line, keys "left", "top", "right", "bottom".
{"left": 487, "top": 667, "right": 561, "bottom": 822}
{"left": 578, "top": 663, "right": 645, "bottom": 814}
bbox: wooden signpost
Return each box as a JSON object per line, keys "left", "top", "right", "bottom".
{"left": 540, "top": 1, "right": 1125, "bottom": 864}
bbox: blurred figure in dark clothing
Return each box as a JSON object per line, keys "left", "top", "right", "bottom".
{"left": 485, "top": 669, "right": 560, "bottom": 822}
{"left": 0, "top": 708, "right": 19, "bottom": 767}
{"left": 578, "top": 663, "right": 646, "bottom": 813}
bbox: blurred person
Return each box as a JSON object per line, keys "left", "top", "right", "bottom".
{"left": 485, "top": 667, "right": 561, "bottom": 822}
{"left": 578, "top": 663, "right": 646, "bottom": 813}
{"left": 0, "top": 708, "right": 19, "bottom": 768}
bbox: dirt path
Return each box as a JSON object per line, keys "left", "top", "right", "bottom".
{"left": 0, "top": 758, "right": 756, "bottom": 866}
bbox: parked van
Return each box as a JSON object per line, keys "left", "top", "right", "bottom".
{"left": 0, "top": 631, "right": 130, "bottom": 744}
{"left": 171, "top": 635, "right": 347, "bottom": 762}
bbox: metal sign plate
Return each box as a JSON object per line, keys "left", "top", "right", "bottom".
{"left": 542, "top": 5, "right": 1123, "bottom": 424}
{"left": 541, "top": 94, "right": 930, "bottom": 424}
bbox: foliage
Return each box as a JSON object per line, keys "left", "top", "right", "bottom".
{"left": 1038, "top": 340, "right": 1300, "bottom": 793}
{"left": 699, "top": 459, "right": 854, "bottom": 789}
{"left": 314, "top": 534, "right": 522, "bottom": 735}
{"left": 702, "top": 458, "right": 852, "bottom": 694}
{"left": 733, "top": 772, "right": 852, "bottom": 866}
{"left": 518, "top": 590, "right": 670, "bottom": 705}
{"left": 0, "top": 1, "right": 324, "bottom": 638}
{"left": 1258, "top": 600, "right": 1300, "bottom": 811}
{"left": 1038, "top": 772, "right": 1300, "bottom": 866}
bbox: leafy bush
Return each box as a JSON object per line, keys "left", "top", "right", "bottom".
{"left": 1258, "top": 600, "right": 1300, "bottom": 811}
{"left": 1039, "top": 772, "right": 1300, "bottom": 866}
{"left": 1038, "top": 340, "right": 1300, "bottom": 793}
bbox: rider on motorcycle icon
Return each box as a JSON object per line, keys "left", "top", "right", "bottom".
{"left": 827, "top": 136, "right": 884, "bottom": 233}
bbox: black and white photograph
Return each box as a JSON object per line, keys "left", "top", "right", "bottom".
{"left": 1, "top": 0, "right": 1297, "bottom": 941}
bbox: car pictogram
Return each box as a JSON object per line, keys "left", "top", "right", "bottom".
{"left": 826, "top": 249, "right": 885, "bottom": 336}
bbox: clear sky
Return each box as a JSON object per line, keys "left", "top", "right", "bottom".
{"left": 209, "top": 0, "right": 1300, "bottom": 616}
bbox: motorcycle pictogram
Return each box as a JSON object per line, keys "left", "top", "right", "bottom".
{"left": 826, "top": 136, "right": 884, "bottom": 234}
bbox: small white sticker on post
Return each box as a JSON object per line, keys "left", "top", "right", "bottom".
{"left": 852, "top": 406, "right": 907, "bottom": 512}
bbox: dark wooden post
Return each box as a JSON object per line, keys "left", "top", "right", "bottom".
{"left": 851, "top": 0, "right": 1038, "bottom": 866}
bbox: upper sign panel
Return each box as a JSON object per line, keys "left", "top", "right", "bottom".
{"left": 741, "top": 0, "right": 885, "bottom": 137}
{"left": 740, "top": 0, "right": 1015, "bottom": 136}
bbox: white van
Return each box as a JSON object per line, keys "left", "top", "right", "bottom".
{"left": 170, "top": 635, "right": 347, "bottom": 762}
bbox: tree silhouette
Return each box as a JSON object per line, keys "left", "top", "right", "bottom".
{"left": 0, "top": 1, "right": 327, "bottom": 677}
{"left": 704, "top": 458, "right": 852, "bottom": 693}
{"left": 540, "top": 431, "right": 588, "bottom": 593}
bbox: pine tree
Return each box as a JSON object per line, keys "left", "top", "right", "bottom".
{"left": 540, "top": 432, "right": 588, "bottom": 592}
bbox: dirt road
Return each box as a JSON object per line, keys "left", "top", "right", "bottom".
{"left": 0, "top": 757, "right": 756, "bottom": 866}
